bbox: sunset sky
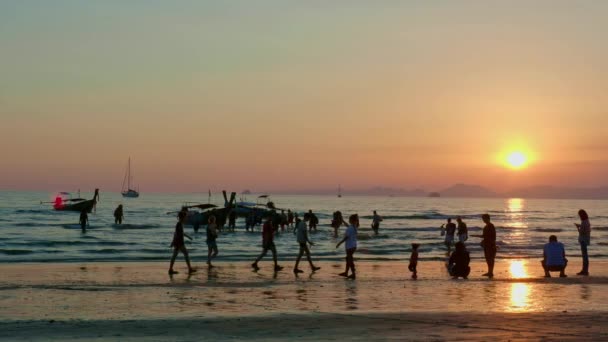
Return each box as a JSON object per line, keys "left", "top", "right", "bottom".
{"left": 1, "top": 1, "right": 607, "bottom": 193}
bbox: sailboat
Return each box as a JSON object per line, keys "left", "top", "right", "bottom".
{"left": 121, "top": 157, "right": 140, "bottom": 198}
{"left": 338, "top": 185, "right": 342, "bottom": 198}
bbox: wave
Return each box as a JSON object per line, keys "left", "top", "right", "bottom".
{"left": 359, "top": 213, "right": 483, "bottom": 220}
{"left": 14, "top": 209, "right": 49, "bottom": 214}
{"left": 3, "top": 240, "right": 137, "bottom": 248}
{"left": 532, "top": 228, "right": 563, "bottom": 233}
{"left": 112, "top": 223, "right": 162, "bottom": 230}
{"left": 0, "top": 249, "right": 33, "bottom": 255}
{"left": 593, "top": 226, "right": 608, "bottom": 231}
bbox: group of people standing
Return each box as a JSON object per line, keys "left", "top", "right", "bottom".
{"left": 433, "top": 209, "right": 592, "bottom": 280}
{"left": 167, "top": 207, "right": 593, "bottom": 280}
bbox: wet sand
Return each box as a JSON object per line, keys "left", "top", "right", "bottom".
{"left": 1, "top": 260, "right": 607, "bottom": 340}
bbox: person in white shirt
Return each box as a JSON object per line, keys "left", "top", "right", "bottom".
{"left": 541, "top": 235, "right": 567, "bottom": 278}
{"left": 293, "top": 214, "right": 321, "bottom": 274}
{"left": 336, "top": 214, "right": 359, "bottom": 279}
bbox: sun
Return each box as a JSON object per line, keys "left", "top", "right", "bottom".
{"left": 506, "top": 151, "right": 527, "bottom": 169}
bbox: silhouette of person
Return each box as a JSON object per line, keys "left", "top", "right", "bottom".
{"left": 168, "top": 211, "right": 196, "bottom": 275}
{"left": 575, "top": 209, "right": 591, "bottom": 276}
{"left": 336, "top": 214, "right": 359, "bottom": 279}
{"left": 449, "top": 242, "right": 471, "bottom": 279}
{"left": 293, "top": 213, "right": 321, "bottom": 274}
{"left": 251, "top": 215, "right": 283, "bottom": 272}
{"left": 113, "top": 205, "right": 124, "bottom": 225}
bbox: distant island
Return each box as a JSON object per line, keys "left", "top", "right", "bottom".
{"left": 270, "top": 183, "right": 608, "bottom": 199}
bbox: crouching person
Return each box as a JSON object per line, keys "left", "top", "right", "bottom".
{"left": 448, "top": 242, "right": 470, "bottom": 279}
{"left": 542, "top": 235, "right": 567, "bottom": 278}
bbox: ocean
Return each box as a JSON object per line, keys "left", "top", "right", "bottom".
{"left": 1, "top": 191, "right": 606, "bottom": 263}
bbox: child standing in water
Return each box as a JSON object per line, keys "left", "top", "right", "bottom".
{"left": 409, "top": 243, "right": 419, "bottom": 279}
{"left": 336, "top": 214, "right": 359, "bottom": 279}
{"left": 168, "top": 211, "right": 196, "bottom": 275}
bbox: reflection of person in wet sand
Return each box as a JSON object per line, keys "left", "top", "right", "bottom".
{"left": 336, "top": 214, "right": 358, "bottom": 280}
{"left": 448, "top": 242, "right": 470, "bottom": 279}
{"left": 293, "top": 214, "right": 321, "bottom": 274}
{"left": 252, "top": 215, "right": 283, "bottom": 272}
{"left": 542, "top": 235, "right": 567, "bottom": 278}
{"left": 168, "top": 211, "right": 196, "bottom": 275}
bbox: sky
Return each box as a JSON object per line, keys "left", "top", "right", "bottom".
{"left": 1, "top": 1, "right": 607, "bottom": 193}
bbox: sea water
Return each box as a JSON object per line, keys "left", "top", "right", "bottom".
{"left": 0, "top": 191, "right": 606, "bottom": 263}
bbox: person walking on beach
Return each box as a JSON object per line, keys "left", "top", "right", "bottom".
{"left": 252, "top": 215, "right": 284, "bottom": 272}
{"left": 408, "top": 243, "right": 420, "bottom": 279}
{"left": 206, "top": 215, "right": 219, "bottom": 268}
{"left": 575, "top": 209, "right": 591, "bottom": 276}
{"left": 336, "top": 214, "right": 359, "bottom": 279}
{"left": 448, "top": 241, "right": 470, "bottom": 279}
{"left": 246, "top": 211, "right": 255, "bottom": 232}
{"left": 113, "top": 204, "right": 124, "bottom": 225}
{"left": 371, "top": 210, "right": 383, "bottom": 235}
{"left": 308, "top": 210, "right": 318, "bottom": 232}
{"left": 456, "top": 216, "right": 468, "bottom": 243}
{"left": 79, "top": 209, "right": 88, "bottom": 232}
{"left": 168, "top": 211, "right": 196, "bottom": 275}
{"left": 472, "top": 213, "right": 496, "bottom": 278}
{"left": 542, "top": 235, "right": 567, "bottom": 278}
{"left": 293, "top": 214, "right": 321, "bottom": 274}
{"left": 442, "top": 218, "right": 456, "bottom": 253}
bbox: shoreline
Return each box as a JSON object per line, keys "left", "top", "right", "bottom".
{"left": 2, "top": 312, "right": 607, "bottom": 341}
{"left": 2, "top": 260, "right": 607, "bottom": 340}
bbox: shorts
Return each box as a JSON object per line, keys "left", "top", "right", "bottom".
{"left": 458, "top": 234, "right": 468, "bottom": 243}
{"left": 299, "top": 242, "right": 307, "bottom": 248}
{"left": 445, "top": 235, "right": 454, "bottom": 245}
{"left": 207, "top": 241, "right": 217, "bottom": 249}
{"left": 263, "top": 241, "right": 277, "bottom": 253}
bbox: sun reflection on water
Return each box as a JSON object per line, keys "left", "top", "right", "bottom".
{"left": 506, "top": 198, "right": 527, "bottom": 229}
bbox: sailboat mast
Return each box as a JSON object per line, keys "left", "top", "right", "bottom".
{"left": 128, "top": 157, "right": 131, "bottom": 190}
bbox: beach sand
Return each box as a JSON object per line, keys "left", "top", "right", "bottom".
{"left": 1, "top": 260, "right": 607, "bottom": 341}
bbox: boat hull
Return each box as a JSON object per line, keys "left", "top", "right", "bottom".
{"left": 54, "top": 199, "right": 96, "bottom": 213}
{"left": 122, "top": 190, "right": 139, "bottom": 198}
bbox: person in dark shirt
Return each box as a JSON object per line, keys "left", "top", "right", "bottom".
{"left": 408, "top": 243, "right": 420, "bottom": 279}
{"left": 442, "top": 218, "right": 457, "bottom": 253}
{"left": 308, "top": 210, "right": 318, "bottom": 232}
{"left": 252, "top": 215, "right": 283, "bottom": 272}
{"left": 456, "top": 216, "right": 468, "bottom": 242}
{"left": 168, "top": 211, "right": 196, "bottom": 275}
{"left": 473, "top": 213, "right": 496, "bottom": 278}
{"left": 113, "top": 204, "right": 124, "bottom": 225}
{"left": 448, "top": 242, "right": 471, "bottom": 279}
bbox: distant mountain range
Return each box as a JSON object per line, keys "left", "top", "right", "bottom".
{"left": 433, "top": 184, "right": 608, "bottom": 199}
{"left": 266, "top": 184, "right": 608, "bottom": 199}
